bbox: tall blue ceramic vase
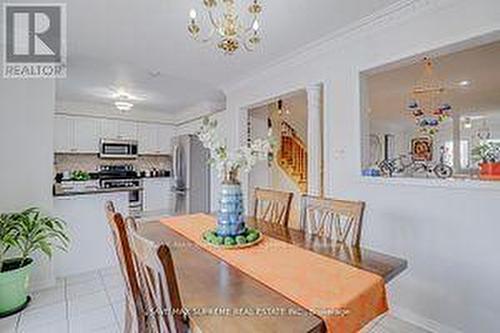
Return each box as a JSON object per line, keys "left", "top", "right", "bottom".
{"left": 217, "top": 173, "right": 246, "bottom": 237}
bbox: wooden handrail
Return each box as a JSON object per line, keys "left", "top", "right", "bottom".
{"left": 278, "top": 120, "right": 308, "bottom": 193}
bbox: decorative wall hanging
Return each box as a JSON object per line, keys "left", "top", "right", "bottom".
{"left": 407, "top": 58, "right": 452, "bottom": 135}
{"left": 411, "top": 136, "right": 433, "bottom": 162}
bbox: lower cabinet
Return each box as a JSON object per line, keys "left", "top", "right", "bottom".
{"left": 143, "top": 178, "right": 174, "bottom": 212}
{"left": 53, "top": 192, "right": 129, "bottom": 277}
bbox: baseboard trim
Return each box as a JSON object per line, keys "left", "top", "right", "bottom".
{"left": 391, "top": 305, "right": 463, "bottom": 333}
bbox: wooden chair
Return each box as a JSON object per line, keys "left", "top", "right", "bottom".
{"left": 253, "top": 188, "right": 294, "bottom": 227}
{"left": 104, "top": 202, "right": 145, "bottom": 333}
{"left": 299, "top": 195, "right": 365, "bottom": 247}
{"left": 127, "top": 225, "right": 188, "bottom": 333}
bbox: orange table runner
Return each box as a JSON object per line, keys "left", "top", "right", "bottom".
{"left": 161, "top": 214, "right": 388, "bottom": 333}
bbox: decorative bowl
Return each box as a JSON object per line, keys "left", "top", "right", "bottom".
{"left": 202, "top": 228, "right": 263, "bottom": 250}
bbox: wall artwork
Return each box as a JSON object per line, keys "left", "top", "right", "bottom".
{"left": 411, "top": 137, "right": 433, "bottom": 161}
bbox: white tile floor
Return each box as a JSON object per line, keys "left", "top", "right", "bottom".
{"left": 0, "top": 266, "right": 431, "bottom": 333}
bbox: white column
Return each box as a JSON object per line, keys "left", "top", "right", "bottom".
{"left": 452, "top": 113, "right": 461, "bottom": 172}
{"left": 307, "top": 84, "right": 323, "bottom": 196}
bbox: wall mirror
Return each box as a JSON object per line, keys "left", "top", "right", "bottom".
{"left": 361, "top": 37, "right": 500, "bottom": 182}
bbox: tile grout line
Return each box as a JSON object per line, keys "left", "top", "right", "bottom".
{"left": 14, "top": 311, "right": 21, "bottom": 333}
{"left": 368, "top": 314, "right": 386, "bottom": 332}
{"left": 98, "top": 269, "right": 121, "bottom": 331}
{"left": 64, "top": 277, "right": 70, "bottom": 333}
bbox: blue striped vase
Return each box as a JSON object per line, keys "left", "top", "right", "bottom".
{"left": 217, "top": 182, "right": 245, "bottom": 237}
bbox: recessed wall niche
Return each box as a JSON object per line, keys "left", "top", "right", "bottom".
{"left": 361, "top": 37, "right": 500, "bottom": 182}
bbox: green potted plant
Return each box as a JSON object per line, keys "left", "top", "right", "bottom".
{"left": 471, "top": 142, "right": 500, "bottom": 179}
{"left": 0, "top": 208, "right": 69, "bottom": 317}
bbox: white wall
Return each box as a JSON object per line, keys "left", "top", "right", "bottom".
{"left": 0, "top": 77, "right": 56, "bottom": 289}
{"left": 223, "top": 0, "right": 500, "bottom": 332}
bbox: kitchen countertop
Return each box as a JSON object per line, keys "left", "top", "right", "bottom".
{"left": 53, "top": 186, "right": 144, "bottom": 197}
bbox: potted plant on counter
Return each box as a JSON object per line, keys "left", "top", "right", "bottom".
{"left": 0, "top": 208, "right": 69, "bottom": 317}
{"left": 472, "top": 142, "right": 500, "bottom": 180}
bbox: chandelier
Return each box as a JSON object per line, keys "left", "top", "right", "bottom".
{"left": 187, "top": 0, "right": 263, "bottom": 55}
{"left": 407, "top": 57, "right": 452, "bottom": 135}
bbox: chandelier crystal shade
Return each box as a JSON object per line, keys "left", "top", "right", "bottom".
{"left": 187, "top": 0, "right": 263, "bottom": 55}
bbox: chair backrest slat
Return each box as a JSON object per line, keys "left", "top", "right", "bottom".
{"left": 128, "top": 225, "right": 186, "bottom": 333}
{"left": 104, "top": 202, "right": 145, "bottom": 332}
{"left": 299, "top": 195, "right": 365, "bottom": 247}
{"left": 253, "top": 188, "right": 293, "bottom": 227}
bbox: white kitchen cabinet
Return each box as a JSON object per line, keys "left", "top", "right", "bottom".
{"left": 53, "top": 192, "right": 128, "bottom": 276}
{"left": 137, "top": 123, "right": 174, "bottom": 155}
{"left": 138, "top": 122, "right": 158, "bottom": 154}
{"left": 54, "top": 115, "right": 100, "bottom": 153}
{"left": 73, "top": 116, "right": 100, "bottom": 153}
{"left": 100, "top": 118, "right": 119, "bottom": 140}
{"left": 158, "top": 124, "right": 174, "bottom": 154}
{"left": 54, "top": 115, "right": 74, "bottom": 153}
{"left": 117, "top": 120, "right": 138, "bottom": 140}
{"left": 143, "top": 178, "right": 173, "bottom": 212}
{"left": 54, "top": 115, "right": 173, "bottom": 155}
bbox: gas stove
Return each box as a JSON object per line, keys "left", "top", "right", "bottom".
{"left": 98, "top": 165, "right": 143, "bottom": 212}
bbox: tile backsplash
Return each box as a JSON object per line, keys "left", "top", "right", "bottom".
{"left": 54, "top": 153, "right": 172, "bottom": 174}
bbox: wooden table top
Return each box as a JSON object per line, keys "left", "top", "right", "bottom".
{"left": 140, "top": 217, "right": 407, "bottom": 333}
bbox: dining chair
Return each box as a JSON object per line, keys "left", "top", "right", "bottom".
{"left": 253, "top": 188, "right": 294, "bottom": 227}
{"left": 128, "top": 224, "right": 188, "bottom": 333}
{"left": 299, "top": 195, "right": 365, "bottom": 247}
{"left": 104, "top": 202, "right": 145, "bottom": 333}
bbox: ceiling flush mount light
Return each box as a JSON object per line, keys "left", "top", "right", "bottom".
{"left": 458, "top": 80, "right": 471, "bottom": 87}
{"left": 114, "top": 94, "right": 134, "bottom": 112}
{"left": 188, "top": 0, "right": 263, "bottom": 55}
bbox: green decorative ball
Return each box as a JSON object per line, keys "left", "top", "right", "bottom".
{"left": 214, "top": 236, "right": 224, "bottom": 246}
{"left": 246, "top": 232, "right": 259, "bottom": 243}
{"left": 235, "top": 235, "right": 247, "bottom": 245}
{"left": 224, "top": 237, "right": 236, "bottom": 246}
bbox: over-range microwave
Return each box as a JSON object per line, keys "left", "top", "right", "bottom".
{"left": 99, "top": 139, "right": 138, "bottom": 159}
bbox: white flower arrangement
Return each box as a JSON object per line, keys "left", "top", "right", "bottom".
{"left": 197, "top": 117, "right": 276, "bottom": 182}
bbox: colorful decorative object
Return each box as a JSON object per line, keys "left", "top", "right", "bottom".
{"left": 411, "top": 137, "right": 433, "bottom": 162}
{"left": 198, "top": 117, "right": 275, "bottom": 237}
{"left": 407, "top": 58, "right": 452, "bottom": 135}
{"left": 187, "top": 0, "right": 263, "bottom": 55}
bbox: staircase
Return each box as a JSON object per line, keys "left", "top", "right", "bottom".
{"left": 277, "top": 121, "right": 307, "bottom": 193}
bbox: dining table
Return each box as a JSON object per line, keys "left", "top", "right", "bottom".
{"left": 140, "top": 215, "right": 407, "bottom": 333}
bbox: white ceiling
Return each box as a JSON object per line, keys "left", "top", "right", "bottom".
{"left": 367, "top": 40, "right": 500, "bottom": 127}
{"left": 57, "top": 0, "right": 401, "bottom": 114}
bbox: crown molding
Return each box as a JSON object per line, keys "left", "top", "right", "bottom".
{"left": 222, "top": 0, "right": 450, "bottom": 93}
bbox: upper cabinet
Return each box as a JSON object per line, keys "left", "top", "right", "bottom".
{"left": 138, "top": 123, "right": 174, "bottom": 155}
{"left": 158, "top": 124, "right": 174, "bottom": 154}
{"left": 73, "top": 116, "right": 100, "bottom": 153}
{"left": 117, "top": 120, "right": 138, "bottom": 140}
{"left": 137, "top": 122, "right": 158, "bottom": 154}
{"left": 54, "top": 114, "right": 174, "bottom": 155}
{"left": 99, "top": 119, "right": 118, "bottom": 140}
{"left": 54, "top": 115, "right": 100, "bottom": 153}
{"left": 54, "top": 115, "right": 75, "bottom": 153}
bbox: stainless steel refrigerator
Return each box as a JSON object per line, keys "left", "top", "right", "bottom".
{"left": 171, "top": 135, "right": 211, "bottom": 214}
